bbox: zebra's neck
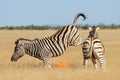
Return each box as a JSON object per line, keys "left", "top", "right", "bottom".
{"left": 24, "top": 40, "right": 40, "bottom": 58}
{"left": 88, "top": 32, "right": 99, "bottom": 39}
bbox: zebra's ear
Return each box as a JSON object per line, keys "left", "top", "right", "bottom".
{"left": 15, "top": 40, "right": 24, "bottom": 46}
{"left": 15, "top": 41, "right": 17, "bottom": 44}
{"left": 89, "top": 27, "right": 92, "bottom": 30}
{"left": 96, "top": 27, "right": 100, "bottom": 31}
{"left": 15, "top": 40, "right": 19, "bottom": 45}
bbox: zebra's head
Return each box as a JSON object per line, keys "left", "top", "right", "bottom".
{"left": 88, "top": 26, "right": 100, "bottom": 40}
{"left": 11, "top": 38, "right": 25, "bottom": 62}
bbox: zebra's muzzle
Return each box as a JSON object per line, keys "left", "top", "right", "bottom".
{"left": 11, "top": 56, "right": 17, "bottom": 62}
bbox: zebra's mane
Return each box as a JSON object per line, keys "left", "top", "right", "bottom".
{"left": 15, "top": 38, "right": 38, "bottom": 44}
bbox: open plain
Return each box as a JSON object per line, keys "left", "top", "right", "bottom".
{"left": 0, "top": 29, "right": 120, "bottom": 80}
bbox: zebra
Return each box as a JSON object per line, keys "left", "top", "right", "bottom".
{"left": 11, "top": 13, "right": 86, "bottom": 68}
{"left": 82, "top": 26, "right": 105, "bottom": 69}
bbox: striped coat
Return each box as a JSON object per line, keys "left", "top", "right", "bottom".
{"left": 11, "top": 13, "right": 86, "bottom": 68}
{"left": 82, "top": 27, "right": 105, "bottom": 69}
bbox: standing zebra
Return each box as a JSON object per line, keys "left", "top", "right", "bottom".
{"left": 11, "top": 13, "right": 86, "bottom": 68}
{"left": 82, "top": 26, "right": 105, "bottom": 69}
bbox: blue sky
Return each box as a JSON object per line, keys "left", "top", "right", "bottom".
{"left": 0, "top": 0, "right": 120, "bottom": 26}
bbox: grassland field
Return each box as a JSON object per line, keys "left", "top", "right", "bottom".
{"left": 0, "top": 29, "right": 120, "bottom": 80}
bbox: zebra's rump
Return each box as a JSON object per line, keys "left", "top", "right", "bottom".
{"left": 92, "top": 39, "right": 105, "bottom": 59}
{"left": 82, "top": 40, "right": 91, "bottom": 55}
{"left": 82, "top": 39, "right": 104, "bottom": 56}
{"left": 93, "top": 39, "right": 104, "bottom": 54}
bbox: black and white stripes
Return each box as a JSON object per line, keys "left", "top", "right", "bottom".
{"left": 11, "top": 13, "right": 86, "bottom": 68}
{"left": 82, "top": 26, "right": 105, "bottom": 69}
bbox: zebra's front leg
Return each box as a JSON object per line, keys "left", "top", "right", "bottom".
{"left": 43, "top": 57, "right": 51, "bottom": 69}
{"left": 42, "top": 53, "right": 52, "bottom": 69}
{"left": 91, "top": 56, "right": 98, "bottom": 69}
{"left": 43, "top": 59, "right": 51, "bottom": 68}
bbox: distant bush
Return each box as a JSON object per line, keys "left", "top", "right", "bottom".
{"left": 0, "top": 24, "right": 120, "bottom": 30}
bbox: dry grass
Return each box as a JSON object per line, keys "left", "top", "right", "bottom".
{"left": 0, "top": 29, "right": 120, "bottom": 80}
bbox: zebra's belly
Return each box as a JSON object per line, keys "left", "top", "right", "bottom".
{"left": 51, "top": 50, "right": 66, "bottom": 58}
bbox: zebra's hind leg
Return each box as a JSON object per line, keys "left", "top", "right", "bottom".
{"left": 83, "top": 56, "right": 89, "bottom": 68}
{"left": 91, "top": 56, "right": 98, "bottom": 69}
{"left": 98, "top": 56, "right": 105, "bottom": 69}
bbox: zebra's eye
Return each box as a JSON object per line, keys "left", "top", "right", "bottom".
{"left": 15, "top": 46, "right": 20, "bottom": 51}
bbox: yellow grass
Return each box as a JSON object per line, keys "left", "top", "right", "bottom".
{"left": 0, "top": 29, "right": 120, "bottom": 80}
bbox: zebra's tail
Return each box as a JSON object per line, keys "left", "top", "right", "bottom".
{"left": 72, "top": 13, "right": 86, "bottom": 26}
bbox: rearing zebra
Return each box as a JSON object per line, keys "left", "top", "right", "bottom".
{"left": 82, "top": 26, "right": 105, "bottom": 69}
{"left": 11, "top": 13, "right": 86, "bottom": 68}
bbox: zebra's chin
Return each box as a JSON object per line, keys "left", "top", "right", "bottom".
{"left": 11, "top": 56, "right": 20, "bottom": 62}
{"left": 11, "top": 57, "right": 18, "bottom": 62}
{"left": 11, "top": 53, "right": 24, "bottom": 62}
